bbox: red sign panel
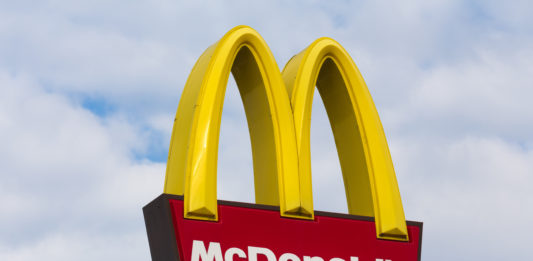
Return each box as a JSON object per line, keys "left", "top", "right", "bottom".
{"left": 144, "top": 195, "right": 422, "bottom": 261}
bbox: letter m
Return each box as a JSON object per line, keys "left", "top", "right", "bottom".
{"left": 191, "top": 240, "right": 223, "bottom": 261}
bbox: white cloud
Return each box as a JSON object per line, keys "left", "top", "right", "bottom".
{"left": 392, "top": 136, "right": 533, "bottom": 260}
{"left": 0, "top": 72, "right": 164, "bottom": 260}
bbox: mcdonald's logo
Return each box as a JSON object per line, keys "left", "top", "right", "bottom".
{"left": 144, "top": 26, "right": 422, "bottom": 261}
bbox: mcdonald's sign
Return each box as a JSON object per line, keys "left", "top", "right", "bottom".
{"left": 144, "top": 26, "right": 422, "bottom": 261}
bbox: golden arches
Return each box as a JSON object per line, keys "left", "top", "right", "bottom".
{"left": 163, "top": 26, "right": 306, "bottom": 220}
{"left": 164, "top": 25, "right": 408, "bottom": 241}
{"left": 282, "top": 38, "right": 408, "bottom": 241}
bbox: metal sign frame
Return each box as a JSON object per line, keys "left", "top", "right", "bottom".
{"left": 144, "top": 194, "right": 423, "bottom": 261}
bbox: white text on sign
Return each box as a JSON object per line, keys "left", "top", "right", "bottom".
{"left": 191, "top": 240, "right": 392, "bottom": 261}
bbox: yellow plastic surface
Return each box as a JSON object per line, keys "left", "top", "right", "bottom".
{"left": 163, "top": 26, "right": 308, "bottom": 220}
{"left": 164, "top": 25, "right": 408, "bottom": 241}
{"left": 282, "top": 38, "right": 408, "bottom": 241}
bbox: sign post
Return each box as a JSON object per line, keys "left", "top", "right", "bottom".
{"left": 144, "top": 25, "right": 422, "bottom": 261}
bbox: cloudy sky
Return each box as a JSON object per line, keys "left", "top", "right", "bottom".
{"left": 1, "top": 0, "right": 532, "bottom": 260}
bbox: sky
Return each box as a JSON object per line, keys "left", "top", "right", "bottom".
{"left": 1, "top": 0, "right": 532, "bottom": 260}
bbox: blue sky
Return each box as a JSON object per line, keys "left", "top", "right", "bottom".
{"left": 1, "top": 0, "right": 532, "bottom": 260}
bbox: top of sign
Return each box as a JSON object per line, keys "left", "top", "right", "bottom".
{"left": 161, "top": 25, "right": 410, "bottom": 241}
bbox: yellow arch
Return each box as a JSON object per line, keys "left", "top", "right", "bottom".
{"left": 282, "top": 38, "right": 409, "bottom": 241}
{"left": 164, "top": 26, "right": 309, "bottom": 220}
